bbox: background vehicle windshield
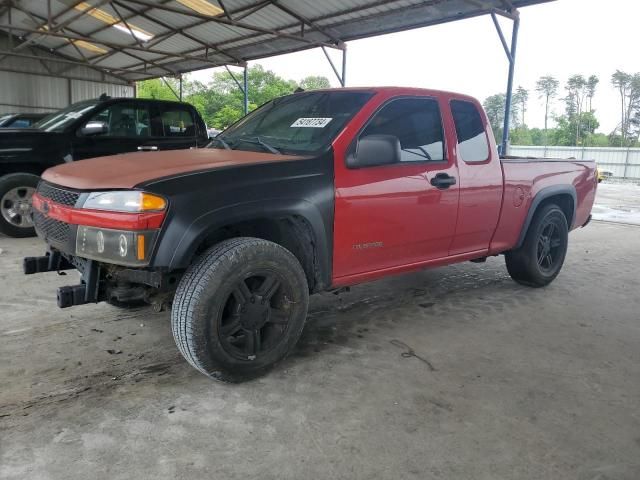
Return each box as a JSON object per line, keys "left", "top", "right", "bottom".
{"left": 216, "top": 91, "right": 373, "bottom": 155}
{"left": 0, "top": 114, "right": 13, "bottom": 126}
{"left": 33, "top": 101, "right": 98, "bottom": 132}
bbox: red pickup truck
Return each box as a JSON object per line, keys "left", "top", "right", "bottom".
{"left": 24, "top": 87, "right": 597, "bottom": 381}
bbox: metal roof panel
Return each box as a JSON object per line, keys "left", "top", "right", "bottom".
{"left": 0, "top": 0, "right": 555, "bottom": 81}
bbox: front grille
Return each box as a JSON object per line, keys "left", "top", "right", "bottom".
{"left": 37, "top": 182, "right": 80, "bottom": 206}
{"left": 33, "top": 210, "right": 71, "bottom": 245}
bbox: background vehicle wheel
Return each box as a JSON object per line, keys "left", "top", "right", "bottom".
{"left": 0, "top": 173, "right": 39, "bottom": 238}
{"left": 505, "top": 203, "right": 569, "bottom": 287}
{"left": 171, "top": 237, "right": 309, "bottom": 382}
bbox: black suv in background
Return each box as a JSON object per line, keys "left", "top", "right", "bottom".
{"left": 0, "top": 96, "right": 209, "bottom": 237}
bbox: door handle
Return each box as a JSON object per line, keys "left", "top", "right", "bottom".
{"left": 137, "top": 145, "right": 158, "bottom": 151}
{"left": 430, "top": 173, "right": 456, "bottom": 189}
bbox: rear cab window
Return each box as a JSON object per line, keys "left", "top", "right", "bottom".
{"left": 450, "top": 99, "right": 490, "bottom": 163}
{"left": 160, "top": 106, "right": 195, "bottom": 137}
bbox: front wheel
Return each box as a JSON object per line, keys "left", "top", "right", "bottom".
{"left": 0, "top": 173, "right": 40, "bottom": 238}
{"left": 171, "top": 238, "right": 309, "bottom": 382}
{"left": 505, "top": 204, "right": 569, "bottom": 287}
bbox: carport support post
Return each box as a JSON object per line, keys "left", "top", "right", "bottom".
{"left": 179, "top": 75, "right": 183, "bottom": 101}
{"left": 491, "top": 10, "right": 520, "bottom": 156}
{"left": 341, "top": 45, "right": 347, "bottom": 87}
{"left": 243, "top": 65, "right": 248, "bottom": 115}
{"left": 321, "top": 45, "right": 346, "bottom": 87}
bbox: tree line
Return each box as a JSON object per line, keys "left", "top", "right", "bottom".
{"left": 483, "top": 70, "right": 640, "bottom": 148}
{"left": 137, "top": 65, "right": 330, "bottom": 130}
{"left": 139, "top": 65, "right": 640, "bottom": 148}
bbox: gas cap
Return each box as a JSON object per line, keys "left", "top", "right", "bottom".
{"left": 513, "top": 186, "right": 526, "bottom": 207}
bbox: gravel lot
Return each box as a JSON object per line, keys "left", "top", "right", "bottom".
{"left": 0, "top": 186, "right": 639, "bottom": 480}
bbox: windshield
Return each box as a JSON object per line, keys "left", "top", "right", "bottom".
{"left": 0, "top": 114, "right": 14, "bottom": 127}
{"left": 33, "top": 100, "right": 99, "bottom": 132}
{"left": 215, "top": 91, "right": 373, "bottom": 155}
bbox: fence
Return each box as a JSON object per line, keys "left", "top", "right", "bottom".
{"left": 509, "top": 146, "right": 640, "bottom": 179}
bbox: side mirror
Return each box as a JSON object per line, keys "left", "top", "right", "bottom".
{"left": 347, "top": 134, "right": 401, "bottom": 168}
{"left": 80, "top": 121, "right": 108, "bottom": 136}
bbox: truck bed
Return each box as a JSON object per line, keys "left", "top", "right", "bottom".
{"left": 489, "top": 157, "right": 597, "bottom": 255}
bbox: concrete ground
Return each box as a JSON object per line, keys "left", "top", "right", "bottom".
{"left": 1, "top": 208, "right": 639, "bottom": 479}
{"left": 592, "top": 180, "right": 640, "bottom": 225}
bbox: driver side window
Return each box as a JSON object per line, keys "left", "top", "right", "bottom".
{"left": 361, "top": 98, "right": 445, "bottom": 162}
{"left": 83, "top": 104, "right": 151, "bottom": 138}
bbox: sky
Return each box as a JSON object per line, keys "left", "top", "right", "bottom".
{"left": 191, "top": 0, "right": 640, "bottom": 134}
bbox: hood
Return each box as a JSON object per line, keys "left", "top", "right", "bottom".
{"left": 42, "top": 148, "right": 302, "bottom": 190}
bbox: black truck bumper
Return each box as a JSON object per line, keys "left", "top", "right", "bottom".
{"left": 24, "top": 250, "right": 172, "bottom": 309}
{"left": 24, "top": 251, "right": 102, "bottom": 308}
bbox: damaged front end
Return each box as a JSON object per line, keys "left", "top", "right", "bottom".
{"left": 24, "top": 181, "right": 178, "bottom": 310}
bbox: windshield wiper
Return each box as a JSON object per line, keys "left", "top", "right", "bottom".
{"left": 209, "top": 136, "right": 231, "bottom": 150}
{"left": 233, "top": 136, "right": 281, "bottom": 155}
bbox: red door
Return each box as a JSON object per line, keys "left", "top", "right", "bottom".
{"left": 332, "top": 95, "right": 460, "bottom": 284}
{"left": 447, "top": 98, "right": 503, "bottom": 255}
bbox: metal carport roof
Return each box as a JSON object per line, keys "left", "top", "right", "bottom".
{"left": 0, "top": 0, "right": 554, "bottom": 152}
{"left": 0, "top": 0, "right": 551, "bottom": 82}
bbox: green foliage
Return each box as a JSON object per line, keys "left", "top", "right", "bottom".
{"left": 610, "top": 69, "right": 640, "bottom": 145}
{"left": 136, "top": 65, "right": 331, "bottom": 130}
{"left": 299, "top": 76, "right": 331, "bottom": 90}
{"left": 510, "top": 126, "right": 532, "bottom": 146}
{"left": 136, "top": 78, "right": 180, "bottom": 101}
{"left": 483, "top": 93, "right": 506, "bottom": 140}
{"left": 535, "top": 75, "right": 560, "bottom": 138}
{"left": 488, "top": 72, "right": 609, "bottom": 148}
{"left": 512, "top": 86, "right": 529, "bottom": 127}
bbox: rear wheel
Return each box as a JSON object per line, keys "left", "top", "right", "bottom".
{"left": 505, "top": 203, "right": 569, "bottom": 287}
{"left": 0, "top": 173, "right": 39, "bottom": 238}
{"left": 171, "top": 237, "right": 309, "bottom": 382}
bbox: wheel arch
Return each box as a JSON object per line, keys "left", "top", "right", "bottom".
{"left": 515, "top": 185, "right": 576, "bottom": 249}
{"left": 154, "top": 198, "right": 332, "bottom": 293}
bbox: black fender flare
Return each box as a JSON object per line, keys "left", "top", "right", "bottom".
{"left": 515, "top": 185, "right": 577, "bottom": 249}
{"left": 153, "top": 197, "right": 332, "bottom": 287}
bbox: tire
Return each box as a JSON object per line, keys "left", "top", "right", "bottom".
{"left": 0, "top": 173, "right": 40, "bottom": 238}
{"left": 171, "top": 237, "right": 309, "bottom": 382}
{"left": 505, "top": 203, "right": 569, "bottom": 287}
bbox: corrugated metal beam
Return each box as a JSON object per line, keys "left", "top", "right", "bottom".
{"left": 0, "top": 64, "right": 138, "bottom": 84}
{"left": 233, "top": 1, "right": 272, "bottom": 21}
{"left": 16, "top": 0, "right": 110, "bottom": 50}
{"left": 117, "top": 0, "right": 440, "bottom": 75}
{"left": 0, "top": 24, "right": 231, "bottom": 69}
{"left": 6, "top": 4, "right": 177, "bottom": 77}
{"left": 112, "top": 1, "right": 244, "bottom": 65}
{"left": 124, "top": 0, "right": 524, "bottom": 79}
{"left": 0, "top": 49, "right": 154, "bottom": 79}
{"left": 270, "top": 1, "right": 343, "bottom": 45}
{"left": 122, "top": 0, "right": 340, "bottom": 49}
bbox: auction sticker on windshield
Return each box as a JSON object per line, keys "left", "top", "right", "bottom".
{"left": 291, "top": 117, "right": 333, "bottom": 128}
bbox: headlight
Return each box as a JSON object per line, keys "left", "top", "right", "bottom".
{"left": 83, "top": 191, "right": 166, "bottom": 212}
{"left": 76, "top": 226, "right": 158, "bottom": 266}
